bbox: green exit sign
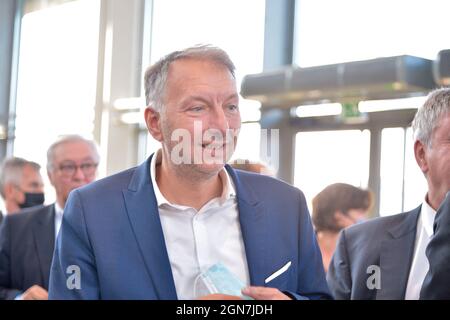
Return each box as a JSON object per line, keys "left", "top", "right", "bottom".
{"left": 341, "top": 102, "right": 360, "bottom": 118}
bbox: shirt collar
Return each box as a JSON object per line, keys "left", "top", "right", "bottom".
{"left": 54, "top": 201, "right": 64, "bottom": 218}
{"left": 421, "top": 195, "right": 437, "bottom": 237}
{"left": 150, "top": 149, "right": 171, "bottom": 207}
{"left": 219, "top": 166, "right": 236, "bottom": 203}
{"left": 150, "top": 149, "right": 236, "bottom": 208}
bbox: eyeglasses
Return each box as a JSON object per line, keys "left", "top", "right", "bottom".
{"left": 58, "top": 162, "right": 98, "bottom": 177}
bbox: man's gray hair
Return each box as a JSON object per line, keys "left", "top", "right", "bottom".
{"left": 47, "top": 135, "right": 100, "bottom": 172}
{"left": 144, "top": 44, "right": 236, "bottom": 111}
{"left": 0, "top": 157, "right": 41, "bottom": 199}
{"left": 412, "top": 88, "right": 450, "bottom": 147}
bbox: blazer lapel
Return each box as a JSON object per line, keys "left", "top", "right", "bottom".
{"left": 376, "top": 207, "right": 421, "bottom": 299}
{"left": 226, "top": 165, "right": 269, "bottom": 287}
{"left": 123, "top": 155, "right": 177, "bottom": 300}
{"left": 32, "top": 205, "right": 55, "bottom": 289}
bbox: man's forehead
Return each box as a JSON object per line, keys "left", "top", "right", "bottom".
{"left": 21, "top": 165, "right": 42, "bottom": 182}
{"left": 165, "top": 59, "right": 237, "bottom": 100}
{"left": 168, "top": 58, "right": 234, "bottom": 80}
{"left": 53, "top": 141, "right": 96, "bottom": 160}
{"left": 22, "top": 164, "right": 41, "bottom": 175}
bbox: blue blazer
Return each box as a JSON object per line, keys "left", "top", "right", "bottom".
{"left": 49, "top": 155, "right": 331, "bottom": 300}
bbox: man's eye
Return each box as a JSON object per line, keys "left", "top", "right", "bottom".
{"left": 226, "top": 104, "right": 238, "bottom": 112}
{"left": 189, "top": 106, "right": 205, "bottom": 112}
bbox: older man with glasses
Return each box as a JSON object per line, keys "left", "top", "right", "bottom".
{"left": 0, "top": 135, "right": 99, "bottom": 300}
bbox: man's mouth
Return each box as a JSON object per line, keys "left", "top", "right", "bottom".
{"left": 201, "top": 142, "right": 226, "bottom": 149}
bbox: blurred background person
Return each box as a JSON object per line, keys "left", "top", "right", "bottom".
{"left": 229, "top": 159, "right": 275, "bottom": 176}
{"left": 312, "top": 183, "right": 374, "bottom": 273}
{"left": 0, "top": 157, "right": 45, "bottom": 220}
{"left": 0, "top": 135, "right": 99, "bottom": 300}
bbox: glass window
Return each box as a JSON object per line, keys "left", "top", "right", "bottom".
{"left": 379, "top": 127, "right": 428, "bottom": 216}
{"left": 294, "top": 0, "right": 450, "bottom": 67}
{"left": 379, "top": 128, "right": 405, "bottom": 215}
{"left": 231, "top": 123, "right": 262, "bottom": 163}
{"left": 403, "top": 127, "right": 428, "bottom": 211}
{"left": 13, "top": 0, "right": 100, "bottom": 204}
{"left": 150, "top": 0, "right": 265, "bottom": 84}
{"left": 294, "top": 130, "right": 370, "bottom": 212}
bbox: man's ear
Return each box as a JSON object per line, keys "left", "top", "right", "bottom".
{"left": 414, "top": 140, "right": 429, "bottom": 174}
{"left": 145, "top": 106, "right": 163, "bottom": 142}
{"left": 3, "top": 183, "right": 16, "bottom": 199}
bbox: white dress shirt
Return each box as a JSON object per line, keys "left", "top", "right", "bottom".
{"left": 150, "top": 150, "right": 250, "bottom": 300}
{"left": 404, "top": 197, "right": 436, "bottom": 300}
{"left": 54, "top": 202, "right": 64, "bottom": 240}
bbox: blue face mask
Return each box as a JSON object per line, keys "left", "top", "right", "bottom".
{"left": 196, "top": 262, "right": 252, "bottom": 299}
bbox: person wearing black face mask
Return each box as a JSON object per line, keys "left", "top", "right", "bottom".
{"left": 16, "top": 189, "right": 45, "bottom": 210}
{"left": 0, "top": 136, "right": 99, "bottom": 300}
{"left": 0, "top": 157, "right": 45, "bottom": 214}
{"left": 0, "top": 157, "right": 46, "bottom": 299}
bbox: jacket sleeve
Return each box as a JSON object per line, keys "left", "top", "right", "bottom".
{"left": 327, "top": 229, "right": 352, "bottom": 299}
{"left": 48, "top": 190, "right": 100, "bottom": 299}
{"left": 0, "top": 217, "right": 22, "bottom": 300}
{"left": 285, "top": 190, "right": 332, "bottom": 300}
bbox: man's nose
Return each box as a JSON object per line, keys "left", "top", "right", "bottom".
{"left": 209, "top": 106, "right": 229, "bottom": 133}
{"left": 72, "top": 166, "right": 86, "bottom": 180}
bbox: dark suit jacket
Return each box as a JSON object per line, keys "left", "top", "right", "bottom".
{"left": 420, "top": 192, "right": 450, "bottom": 299}
{"left": 327, "top": 207, "right": 421, "bottom": 299}
{"left": 0, "top": 212, "right": 3, "bottom": 226}
{"left": 0, "top": 204, "right": 55, "bottom": 300}
{"left": 49, "top": 155, "right": 331, "bottom": 300}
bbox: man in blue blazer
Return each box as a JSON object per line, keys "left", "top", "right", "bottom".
{"left": 48, "top": 45, "right": 331, "bottom": 300}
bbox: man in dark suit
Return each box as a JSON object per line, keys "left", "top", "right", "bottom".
{"left": 0, "top": 204, "right": 54, "bottom": 300}
{"left": 327, "top": 88, "right": 450, "bottom": 299}
{"left": 0, "top": 135, "right": 99, "bottom": 300}
{"left": 49, "top": 45, "right": 331, "bottom": 300}
{"left": 420, "top": 192, "right": 450, "bottom": 299}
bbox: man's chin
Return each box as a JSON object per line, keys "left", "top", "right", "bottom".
{"left": 68, "top": 184, "right": 85, "bottom": 192}
{"left": 191, "top": 162, "right": 226, "bottom": 177}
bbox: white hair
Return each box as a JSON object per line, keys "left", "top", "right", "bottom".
{"left": 412, "top": 88, "right": 450, "bottom": 147}
{"left": 46, "top": 135, "right": 100, "bottom": 172}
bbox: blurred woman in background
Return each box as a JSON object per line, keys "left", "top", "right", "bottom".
{"left": 312, "top": 183, "right": 374, "bottom": 273}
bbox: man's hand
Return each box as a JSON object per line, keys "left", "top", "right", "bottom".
{"left": 21, "top": 285, "right": 48, "bottom": 300}
{"left": 242, "top": 286, "right": 292, "bottom": 300}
